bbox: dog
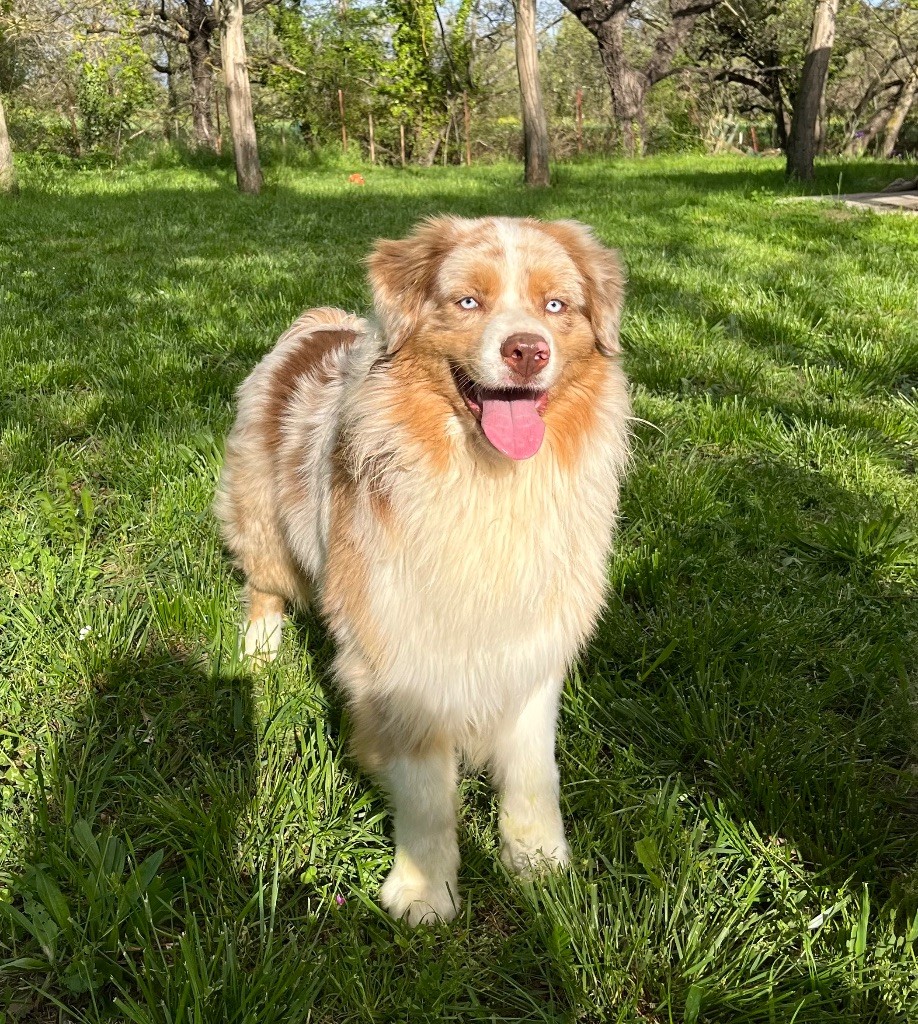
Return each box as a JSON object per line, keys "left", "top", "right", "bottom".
{"left": 214, "top": 216, "right": 631, "bottom": 924}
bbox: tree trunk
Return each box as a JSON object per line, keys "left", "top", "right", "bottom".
{"left": 165, "top": 53, "right": 180, "bottom": 142}
{"left": 773, "top": 87, "right": 790, "bottom": 151}
{"left": 0, "top": 93, "right": 17, "bottom": 195}
{"left": 560, "top": 1, "right": 718, "bottom": 159}
{"left": 219, "top": 0, "right": 262, "bottom": 194}
{"left": 514, "top": 0, "right": 550, "bottom": 186}
{"left": 786, "top": 0, "right": 840, "bottom": 181}
{"left": 596, "top": 11, "right": 647, "bottom": 157}
{"left": 188, "top": 28, "right": 218, "bottom": 151}
{"left": 878, "top": 67, "right": 918, "bottom": 160}
{"left": 843, "top": 104, "right": 893, "bottom": 157}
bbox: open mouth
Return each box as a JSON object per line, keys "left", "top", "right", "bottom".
{"left": 451, "top": 365, "right": 549, "bottom": 461}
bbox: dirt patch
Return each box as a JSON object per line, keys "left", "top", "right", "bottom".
{"left": 829, "top": 190, "right": 918, "bottom": 214}
{"left": 798, "top": 189, "right": 918, "bottom": 215}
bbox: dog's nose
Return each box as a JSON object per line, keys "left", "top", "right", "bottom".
{"left": 501, "top": 334, "right": 550, "bottom": 380}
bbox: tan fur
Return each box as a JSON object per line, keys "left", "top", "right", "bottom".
{"left": 264, "top": 328, "right": 357, "bottom": 453}
{"left": 246, "top": 585, "right": 285, "bottom": 622}
{"left": 215, "top": 217, "right": 631, "bottom": 924}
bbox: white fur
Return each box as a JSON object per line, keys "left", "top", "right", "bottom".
{"left": 491, "top": 681, "right": 570, "bottom": 874}
{"left": 242, "top": 611, "right": 284, "bottom": 663}
{"left": 378, "top": 749, "right": 461, "bottom": 924}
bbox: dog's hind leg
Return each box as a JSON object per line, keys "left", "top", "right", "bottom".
{"left": 215, "top": 444, "right": 308, "bottom": 666}
{"left": 236, "top": 542, "right": 310, "bottom": 665}
{"left": 243, "top": 584, "right": 287, "bottom": 663}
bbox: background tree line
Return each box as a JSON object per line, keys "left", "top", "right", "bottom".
{"left": 1, "top": 0, "right": 916, "bottom": 195}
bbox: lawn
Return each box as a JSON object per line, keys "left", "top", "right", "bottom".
{"left": 1, "top": 151, "right": 917, "bottom": 1022}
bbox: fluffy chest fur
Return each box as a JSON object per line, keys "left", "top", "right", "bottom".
{"left": 280, "top": 334, "right": 631, "bottom": 734}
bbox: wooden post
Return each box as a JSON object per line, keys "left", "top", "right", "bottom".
{"left": 399, "top": 124, "right": 406, "bottom": 167}
{"left": 575, "top": 87, "right": 583, "bottom": 154}
{"left": 750, "top": 125, "right": 759, "bottom": 153}
{"left": 463, "top": 92, "right": 471, "bottom": 166}
{"left": 368, "top": 112, "right": 375, "bottom": 163}
{"left": 338, "top": 88, "right": 348, "bottom": 152}
{"left": 214, "top": 85, "right": 223, "bottom": 154}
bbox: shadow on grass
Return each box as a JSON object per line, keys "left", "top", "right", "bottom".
{"left": 2, "top": 631, "right": 576, "bottom": 1020}
{"left": 1, "top": 647, "right": 260, "bottom": 1008}
{"left": 2, "top": 169, "right": 908, "bottom": 479}
{"left": 579, "top": 440, "right": 918, "bottom": 893}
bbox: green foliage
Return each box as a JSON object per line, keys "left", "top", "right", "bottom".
{"left": 71, "top": 37, "right": 157, "bottom": 150}
{"left": 381, "top": 0, "right": 472, "bottom": 156}
{"left": 5, "top": 102, "right": 74, "bottom": 155}
{"left": 540, "top": 14, "right": 610, "bottom": 124}
{"left": 384, "top": 0, "right": 439, "bottom": 124}
{"left": 267, "top": 0, "right": 387, "bottom": 143}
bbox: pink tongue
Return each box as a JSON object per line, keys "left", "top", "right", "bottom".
{"left": 480, "top": 393, "right": 545, "bottom": 460}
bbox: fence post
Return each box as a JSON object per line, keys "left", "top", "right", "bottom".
{"left": 368, "top": 112, "right": 375, "bottom": 163}
{"left": 576, "top": 87, "right": 583, "bottom": 154}
{"left": 214, "top": 86, "right": 223, "bottom": 154}
{"left": 338, "top": 89, "right": 348, "bottom": 152}
{"left": 463, "top": 92, "right": 472, "bottom": 166}
{"left": 400, "top": 124, "right": 406, "bottom": 167}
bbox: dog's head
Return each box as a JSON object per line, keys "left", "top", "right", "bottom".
{"left": 367, "top": 216, "right": 625, "bottom": 461}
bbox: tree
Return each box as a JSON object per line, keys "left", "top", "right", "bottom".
{"left": 691, "top": 1, "right": 801, "bottom": 151}
{"left": 381, "top": 0, "right": 473, "bottom": 164}
{"left": 72, "top": 35, "right": 158, "bottom": 152}
{"left": 514, "top": 0, "right": 548, "bottom": 185}
{"left": 219, "top": 0, "right": 262, "bottom": 192}
{"left": 266, "top": 1, "right": 387, "bottom": 147}
{"left": 0, "top": 90, "right": 16, "bottom": 192}
{"left": 137, "top": 0, "right": 220, "bottom": 151}
{"left": 560, "top": 0, "right": 721, "bottom": 155}
{"left": 785, "top": 0, "right": 839, "bottom": 180}
{"left": 878, "top": 63, "right": 918, "bottom": 158}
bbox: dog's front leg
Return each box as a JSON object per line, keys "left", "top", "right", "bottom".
{"left": 490, "top": 681, "right": 571, "bottom": 875}
{"left": 378, "top": 741, "right": 460, "bottom": 925}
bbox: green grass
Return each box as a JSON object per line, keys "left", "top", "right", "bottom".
{"left": 1, "top": 152, "right": 917, "bottom": 1022}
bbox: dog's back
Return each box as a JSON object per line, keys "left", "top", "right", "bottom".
{"left": 214, "top": 307, "right": 374, "bottom": 655}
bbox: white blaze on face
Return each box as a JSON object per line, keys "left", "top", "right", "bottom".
{"left": 476, "top": 220, "right": 558, "bottom": 391}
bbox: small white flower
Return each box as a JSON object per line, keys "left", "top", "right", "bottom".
{"left": 79, "top": 626, "right": 92, "bottom": 641}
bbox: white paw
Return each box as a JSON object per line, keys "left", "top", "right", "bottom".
{"left": 379, "top": 865, "right": 459, "bottom": 926}
{"left": 500, "top": 822, "right": 570, "bottom": 877}
{"left": 241, "top": 613, "right": 283, "bottom": 665}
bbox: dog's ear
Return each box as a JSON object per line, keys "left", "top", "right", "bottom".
{"left": 537, "top": 220, "right": 626, "bottom": 356}
{"left": 367, "top": 216, "right": 464, "bottom": 354}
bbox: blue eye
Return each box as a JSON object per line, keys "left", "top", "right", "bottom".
{"left": 545, "top": 299, "right": 566, "bottom": 314}
{"left": 458, "top": 297, "right": 479, "bottom": 310}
